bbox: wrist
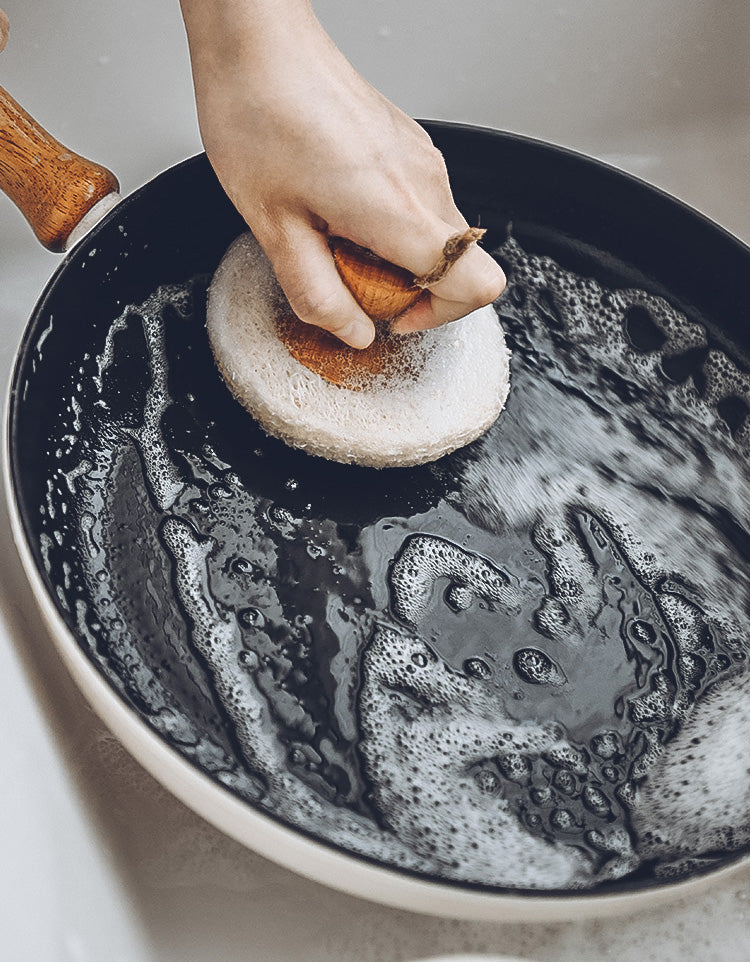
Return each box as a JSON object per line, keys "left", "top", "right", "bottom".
{"left": 180, "top": 0, "right": 326, "bottom": 79}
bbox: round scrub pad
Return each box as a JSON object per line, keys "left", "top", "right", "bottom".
{"left": 207, "top": 232, "right": 510, "bottom": 468}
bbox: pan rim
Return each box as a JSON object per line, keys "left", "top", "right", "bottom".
{"left": 5, "top": 128, "right": 750, "bottom": 920}
{"left": 421, "top": 118, "right": 750, "bottom": 256}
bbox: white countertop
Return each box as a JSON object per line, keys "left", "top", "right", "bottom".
{"left": 2, "top": 2, "right": 750, "bottom": 959}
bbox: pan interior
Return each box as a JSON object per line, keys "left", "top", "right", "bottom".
{"left": 9, "top": 139, "right": 750, "bottom": 898}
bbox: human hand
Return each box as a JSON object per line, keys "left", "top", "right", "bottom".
{"left": 180, "top": 0, "right": 505, "bottom": 348}
{"left": 0, "top": 8, "right": 9, "bottom": 53}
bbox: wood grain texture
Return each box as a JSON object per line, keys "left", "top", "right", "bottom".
{"left": 0, "top": 85, "right": 119, "bottom": 252}
{"left": 276, "top": 237, "right": 427, "bottom": 387}
{"left": 330, "top": 237, "right": 423, "bottom": 321}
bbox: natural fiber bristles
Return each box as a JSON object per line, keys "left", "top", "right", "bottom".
{"left": 413, "top": 227, "right": 487, "bottom": 288}
{"left": 207, "top": 233, "right": 510, "bottom": 468}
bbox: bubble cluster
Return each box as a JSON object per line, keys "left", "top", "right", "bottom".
{"left": 633, "top": 669, "right": 750, "bottom": 869}
{"left": 513, "top": 648, "right": 566, "bottom": 687}
{"left": 39, "top": 232, "right": 750, "bottom": 895}
{"left": 388, "top": 533, "right": 518, "bottom": 628}
{"left": 357, "top": 625, "right": 603, "bottom": 888}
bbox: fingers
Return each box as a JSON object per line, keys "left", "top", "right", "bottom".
{"left": 0, "top": 9, "right": 9, "bottom": 53}
{"left": 393, "top": 241, "right": 507, "bottom": 333}
{"left": 264, "top": 222, "right": 376, "bottom": 349}
{"left": 370, "top": 211, "right": 506, "bottom": 333}
{"left": 260, "top": 210, "right": 504, "bottom": 345}
{"left": 346, "top": 190, "right": 506, "bottom": 332}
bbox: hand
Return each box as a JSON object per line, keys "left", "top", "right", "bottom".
{"left": 0, "top": 8, "right": 9, "bottom": 53}
{"left": 180, "top": 0, "right": 506, "bottom": 348}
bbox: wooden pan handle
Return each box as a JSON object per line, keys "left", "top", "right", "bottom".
{"left": 0, "top": 84, "right": 119, "bottom": 252}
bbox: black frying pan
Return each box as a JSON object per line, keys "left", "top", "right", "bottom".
{"left": 4, "top": 92, "right": 750, "bottom": 920}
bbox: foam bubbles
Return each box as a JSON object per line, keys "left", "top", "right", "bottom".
{"left": 389, "top": 533, "right": 518, "bottom": 628}
{"left": 160, "top": 517, "right": 278, "bottom": 774}
{"left": 513, "top": 648, "right": 566, "bottom": 687}
{"left": 451, "top": 236, "right": 750, "bottom": 876}
{"left": 44, "top": 233, "right": 750, "bottom": 895}
{"left": 95, "top": 288, "right": 185, "bottom": 510}
{"left": 632, "top": 669, "right": 750, "bottom": 868}
{"left": 357, "top": 624, "right": 598, "bottom": 888}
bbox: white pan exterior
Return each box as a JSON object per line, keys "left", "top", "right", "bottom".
{"left": 2, "top": 0, "right": 750, "bottom": 958}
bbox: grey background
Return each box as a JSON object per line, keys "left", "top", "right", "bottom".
{"left": 1, "top": 1, "right": 750, "bottom": 959}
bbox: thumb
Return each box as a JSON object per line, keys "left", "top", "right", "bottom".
{"left": 263, "top": 224, "right": 376, "bottom": 349}
{"left": 354, "top": 210, "right": 506, "bottom": 334}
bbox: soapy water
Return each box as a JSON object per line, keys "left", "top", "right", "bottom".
{"left": 35, "top": 235, "right": 750, "bottom": 892}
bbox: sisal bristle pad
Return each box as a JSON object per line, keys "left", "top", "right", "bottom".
{"left": 275, "top": 310, "right": 428, "bottom": 389}
{"left": 207, "top": 232, "right": 510, "bottom": 468}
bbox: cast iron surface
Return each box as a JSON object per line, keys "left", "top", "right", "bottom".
{"left": 8, "top": 124, "right": 750, "bottom": 896}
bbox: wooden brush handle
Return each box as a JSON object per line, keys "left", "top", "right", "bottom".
{"left": 0, "top": 84, "right": 119, "bottom": 252}
{"left": 279, "top": 239, "right": 428, "bottom": 387}
{"left": 329, "top": 237, "right": 423, "bottom": 321}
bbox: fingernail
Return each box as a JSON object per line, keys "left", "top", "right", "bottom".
{"left": 340, "top": 318, "right": 375, "bottom": 350}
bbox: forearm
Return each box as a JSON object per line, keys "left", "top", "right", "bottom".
{"left": 179, "top": 0, "right": 316, "bottom": 39}
{"left": 178, "top": 0, "right": 505, "bottom": 346}
{"left": 179, "top": 0, "right": 331, "bottom": 80}
{"left": 179, "top": 0, "right": 358, "bottom": 176}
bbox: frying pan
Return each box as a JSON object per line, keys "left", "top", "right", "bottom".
{"left": 3, "top": 84, "right": 750, "bottom": 922}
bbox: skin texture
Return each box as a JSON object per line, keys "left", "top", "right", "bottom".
{"left": 179, "top": 0, "right": 506, "bottom": 347}
{"left": 0, "top": 3, "right": 505, "bottom": 347}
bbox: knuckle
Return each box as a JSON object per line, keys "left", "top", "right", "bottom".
{"left": 253, "top": 215, "right": 291, "bottom": 256}
{"left": 290, "top": 284, "right": 348, "bottom": 332}
{"left": 417, "top": 143, "right": 451, "bottom": 189}
{"left": 413, "top": 124, "right": 443, "bottom": 161}
{"left": 428, "top": 149, "right": 451, "bottom": 185}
